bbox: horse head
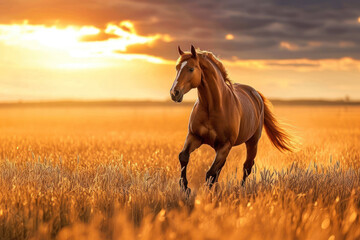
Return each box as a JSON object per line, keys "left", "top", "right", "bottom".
{"left": 170, "top": 45, "right": 202, "bottom": 102}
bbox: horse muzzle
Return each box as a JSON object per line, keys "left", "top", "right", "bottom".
{"left": 170, "top": 89, "right": 183, "bottom": 103}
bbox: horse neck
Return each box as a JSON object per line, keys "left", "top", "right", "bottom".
{"left": 197, "top": 56, "right": 228, "bottom": 111}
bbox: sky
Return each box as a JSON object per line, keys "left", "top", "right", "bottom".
{"left": 0, "top": 0, "right": 360, "bottom": 101}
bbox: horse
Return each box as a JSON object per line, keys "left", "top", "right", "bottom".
{"left": 170, "top": 45, "right": 293, "bottom": 191}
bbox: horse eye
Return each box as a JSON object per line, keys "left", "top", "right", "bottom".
{"left": 189, "top": 68, "right": 194, "bottom": 72}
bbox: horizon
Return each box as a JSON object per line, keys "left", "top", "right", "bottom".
{"left": 0, "top": 97, "right": 359, "bottom": 106}
{"left": 1, "top": 96, "right": 360, "bottom": 102}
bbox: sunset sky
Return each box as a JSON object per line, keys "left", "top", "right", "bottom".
{"left": 1, "top": 0, "right": 360, "bottom": 101}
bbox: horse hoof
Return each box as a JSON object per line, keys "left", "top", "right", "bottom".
{"left": 241, "top": 180, "right": 246, "bottom": 186}
{"left": 179, "top": 179, "right": 189, "bottom": 192}
{"left": 180, "top": 187, "right": 191, "bottom": 197}
{"left": 186, "top": 188, "right": 191, "bottom": 195}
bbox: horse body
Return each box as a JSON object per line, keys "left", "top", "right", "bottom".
{"left": 170, "top": 46, "right": 292, "bottom": 190}
{"left": 189, "top": 62, "right": 263, "bottom": 149}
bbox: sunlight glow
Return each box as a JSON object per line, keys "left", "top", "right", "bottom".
{"left": 0, "top": 20, "right": 172, "bottom": 65}
{"left": 225, "top": 34, "right": 234, "bottom": 40}
{"left": 104, "top": 22, "right": 158, "bottom": 51}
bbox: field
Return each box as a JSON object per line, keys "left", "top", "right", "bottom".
{"left": 0, "top": 104, "right": 359, "bottom": 240}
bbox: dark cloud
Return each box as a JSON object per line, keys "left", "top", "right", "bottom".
{"left": 1, "top": 0, "right": 360, "bottom": 60}
{"left": 117, "top": 40, "right": 179, "bottom": 60}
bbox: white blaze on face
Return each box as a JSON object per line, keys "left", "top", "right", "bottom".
{"left": 173, "top": 60, "right": 188, "bottom": 86}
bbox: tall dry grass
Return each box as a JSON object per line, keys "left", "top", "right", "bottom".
{"left": 0, "top": 105, "right": 359, "bottom": 240}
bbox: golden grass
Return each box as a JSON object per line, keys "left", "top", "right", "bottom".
{"left": 0, "top": 105, "right": 359, "bottom": 240}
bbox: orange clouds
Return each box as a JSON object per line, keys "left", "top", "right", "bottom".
{"left": 0, "top": 20, "right": 173, "bottom": 65}
{"left": 1, "top": 20, "right": 359, "bottom": 74}
{"left": 224, "top": 57, "right": 360, "bottom": 72}
{"left": 279, "top": 41, "right": 299, "bottom": 51}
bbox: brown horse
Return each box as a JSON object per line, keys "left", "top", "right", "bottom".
{"left": 170, "top": 45, "right": 293, "bottom": 191}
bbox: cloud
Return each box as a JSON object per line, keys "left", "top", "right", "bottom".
{"left": 279, "top": 41, "right": 299, "bottom": 51}
{"left": 0, "top": 21, "right": 173, "bottom": 64}
{"left": 224, "top": 57, "right": 360, "bottom": 72}
{"left": 0, "top": 0, "right": 360, "bottom": 61}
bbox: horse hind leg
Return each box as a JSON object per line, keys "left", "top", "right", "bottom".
{"left": 241, "top": 137, "right": 259, "bottom": 186}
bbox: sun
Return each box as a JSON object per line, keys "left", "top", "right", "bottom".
{"left": 0, "top": 20, "right": 172, "bottom": 65}
{"left": 0, "top": 20, "right": 98, "bottom": 48}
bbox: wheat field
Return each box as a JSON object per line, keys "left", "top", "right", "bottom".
{"left": 0, "top": 104, "right": 359, "bottom": 240}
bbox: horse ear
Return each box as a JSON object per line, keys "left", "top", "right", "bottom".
{"left": 178, "top": 46, "right": 184, "bottom": 55}
{"left": 191, "top": 45, "right": 197, "bottom": 59}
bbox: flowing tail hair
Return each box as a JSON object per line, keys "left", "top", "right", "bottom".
{"left": 257, "top": 91, "right": 295, "bottom": 152}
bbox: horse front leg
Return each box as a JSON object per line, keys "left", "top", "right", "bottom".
{"left": 179, "top": 133, "right": 202, "bottom": 193}
{"left": 206, "top": 142, "right": 232, "bottom": 188}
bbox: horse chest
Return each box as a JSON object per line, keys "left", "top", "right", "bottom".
{"left": 190, "top": 118, "right": 221, "bottom": 147}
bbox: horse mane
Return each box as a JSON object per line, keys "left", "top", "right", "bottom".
{"left": 197, "top": 50, "right": 233, "bottom": 87}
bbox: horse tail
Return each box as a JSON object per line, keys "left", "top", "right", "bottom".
{"left": 257, "top": 91, "right": 294, "bottom": 152}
